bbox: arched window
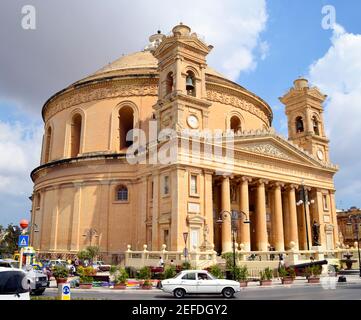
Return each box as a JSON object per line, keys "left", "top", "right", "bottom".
{"left": 186, "top": 71, "right": 196, "bottom": 96}
{"left": 312, "top": 116, "right": 320, "bottom": 135}
{"left": 70, "top": 114, "right": 82, "bottom": 157}
{"left": 44, "top": 126, "right": 52, "bottom": 163}
{"left": 118, "top": 106, "right": 134, "bottom": 150}
{"left": 166, "top": 72, "right": 173, "bottom": 95}
{"left": 295, "top": 116, "right": 304, "bottom": 133}
{"left": 230, "top": 116, "right": 242, "bottom": 133}
{"left": 116, "top": 185, "right": 128, "bottom": 201}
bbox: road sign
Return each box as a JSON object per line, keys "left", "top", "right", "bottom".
{"left": 58, "top": 283, "right": 71, "bottom": 300}
{"left": 18, "top": 235, "right": 29, "bottom": 247}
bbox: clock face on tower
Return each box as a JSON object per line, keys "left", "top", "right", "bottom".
{"left": 317, "top": 149, "right": 324, "bottom": 161}
{"left": 187, "top": 114, "right": 199, "bottom": 129}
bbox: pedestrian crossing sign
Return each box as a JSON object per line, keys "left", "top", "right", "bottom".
{"left": 18, "top": 235, "right": 29, "bottom": 247}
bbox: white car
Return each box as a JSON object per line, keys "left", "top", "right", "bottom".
{"left": 161, "top": 270, "right": 241, "bottom": 299}
{"left": 0, "top": 267, "right": 30, "bottom": 300}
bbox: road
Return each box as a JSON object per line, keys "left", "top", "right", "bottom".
{"left": 42, "top": 283, "right": 361, "bottom": 300}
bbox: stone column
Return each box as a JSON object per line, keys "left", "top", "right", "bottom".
{"left": 282, "top": 190, "right": 290, "bottom": 250}
{"left": 272, "top": 183, "right": 285, "bottom": 251}
{"left": 98, "top": 181, "right": 110, "bottom": 253}
{"left": 151, "top": 173, "right": 160, "bottom": 250}
{"left": 221, "top": 176, "right": 232, "bottom": 253}
{"left": 330, "top": 190, "right": 339, "bottom": 248}
{"left": 204, "top": 171, "right": 214, "bottom": 248}
{"left": 313, "top": 189, "right": 326, "bottom": 248}
{"left": 239, "top": 177, "right": 251, "bottom": 251}
{"left": 255, "top": 180, "right": 268, "bottom": 251}
{"left": 287, "top": 185, "right": 299, "bottom": 250}
{"left": 49, "top": 187, "right": 60, "bottom": 252}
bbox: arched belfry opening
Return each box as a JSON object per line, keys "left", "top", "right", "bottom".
{"left": 186, "top": 71, "right": 196, "bottom": 96}
{"left": 166, "top": 72, "right": 174, "bottom": 95}
{"left": 295, "top": 116, "right": 304, "bottom": 133}
{"left": 70, "top": 114, "right": 82, "bottom": 158}
{"left": 312, "top": 116, "right": 320, "bottom": 136}
{"left": 118, "top": 106, "right": 134, "bottom": 150}
{"left": 230, "top": 116, "right": 242, "bottom": 133}
{"left": 44, "top": 126, "right": 52, "bottom": 163}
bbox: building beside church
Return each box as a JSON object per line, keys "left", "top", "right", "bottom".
{"left": 30, "top": 24, "right": 339, "bottom": 262}
{"left": 337, "top": 207, "right": 361, "bottom": 247}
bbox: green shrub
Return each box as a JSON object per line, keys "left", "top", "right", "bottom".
{"left": 312, "top": 265, "right": 322, "bottom": 276}
{"left": 221, "top": 252, "right": 238, "bottom": 270}
{"left": 163, "top": 266, "right": 177, "bottom": 279}
{"left": 182, "top": 261, "right": 191, "bottom": 270}
{"left": 234, "top": 265, "right": 248, "bottom": 281}
{"left": 77, "top": 266, "right": 95, "bottom": 284}
{"left": 278, "top": 266, "right": 288, "bottom": 278}
{"left": 52, "top": 265, "right": 69, "bottom": 279}
{"left": 115, "top": 267, "right": 129, "bottom": 285}
{"left": 288, "top": 267, "right": 296, "bottom": 279}
{"left": 208, "top": 265, "right": 224, "bottom": 279}
{"left": 260, "top": 267, "right": 273, "bottom": 281}
{"left": 137, "top": 266, "right": 151, "bottom": 280}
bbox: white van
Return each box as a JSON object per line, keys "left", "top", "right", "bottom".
{"left": 0, "top": 267, "right": 30, "bottom": 300}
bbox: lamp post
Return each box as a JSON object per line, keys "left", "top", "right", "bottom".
{"left": 183, "top": 232, "right": 189, "bottom": 262}
{"left": 216, "top": 210, "right": 250, "bottom": 280}
{"left": 296, "top": 180, "right": 315, "bottom": 251}
{"left": 82, "top": 228, "right": 98, "bottom": 247}
{"left": 346, "top": 215, "right": 361, "bottom": 277}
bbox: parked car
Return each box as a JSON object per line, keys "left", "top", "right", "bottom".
{"left": 92, "top": 261, "right": 111, "bottom": 272}
{"left": 0, "top": 259, "right": 48, "bottom": 295}
{"left": 0, "top": 267, "right": 30, "bottom": 300}
{"left": 161, "top": 270, "right": 241, "bottom": 298}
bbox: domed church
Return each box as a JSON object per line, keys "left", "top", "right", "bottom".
{"left": 30, "top": 24, "right": 339, "bottom": 262}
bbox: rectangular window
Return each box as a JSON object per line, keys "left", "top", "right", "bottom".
{"left": 190, "top": 175, "right": 198, "bottom": 195}
{"left": 163, "top": 176, "right": 169, "bottom": 195}
{"left": 190, "top": 229, "right": 199, "bottom": 250}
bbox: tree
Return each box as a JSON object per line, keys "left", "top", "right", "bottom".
{"left": 0, "top": 224, "right": 22, "bottom": 257}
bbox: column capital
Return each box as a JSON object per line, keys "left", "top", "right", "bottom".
{"left": 256, "top": 179, "right": 269, "bottom": 186}
{"left": 270, "top": 181, "right": 285, "bottom": 189}
{"left": 285, "top": 184, "right": 299, "bottom": 191}
{"left": 241, "top": 176, "right": 252, "bottom": 183}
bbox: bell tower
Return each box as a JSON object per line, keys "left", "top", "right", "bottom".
{"left": 153, "top": 23, "right": 213, "bottom": 132}
{"left": 280, "top": 78, "right": 330, "bottom": 163}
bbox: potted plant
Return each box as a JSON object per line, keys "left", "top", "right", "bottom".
{"left": 260, "top": 267, "right": 273, "bottom": 286}
{"left": 77, "top": 266, "right": 95, "bottom": 289}
{"left": 114, "top": 267, "right": 129, "bottom": 289}
{"left": 137, "top": 266, "right": 152, "bottom": 289}
{"left": 279, "top": 266, "right": 295, "bottom": 285}
{"left": 208, "top": 265, "right": 224, "bottom": 279}
{"left": 232, "top": 265, "right": 248, "bottom": 287}
{"left": 52, "top": 265, "right": 69, "bottom": 286}
{"left": 163, "top": 266, "right": 177, "bottom": 279}
{"left": 306, "top": 265, "right": 322, "bottom": 283}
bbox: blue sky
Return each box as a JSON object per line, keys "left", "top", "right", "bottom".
{"left": 1, "top": 0, "right": 361, "bottom": 225}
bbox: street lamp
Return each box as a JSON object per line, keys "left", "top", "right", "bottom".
{"left": 296, "top": 180, "right": 315, "bottom": 251}
{"left": 346, "top": 215, "right": 361, "bottom": 277}
{"left": 82, "top": 228, "right": 98, "bottom": 246}
{"left": 216, "top": 210, "right": 250, "bottom": 280}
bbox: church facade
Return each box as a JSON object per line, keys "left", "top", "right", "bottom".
{"left": 30, "top": 24, "right": 339, "bottom": 261}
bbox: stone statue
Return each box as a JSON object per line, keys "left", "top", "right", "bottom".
{"left": 312, "top": 220, "right": 321, "bottom": 246}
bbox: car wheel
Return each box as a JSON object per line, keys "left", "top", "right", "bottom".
{"left": 222, "top": 287, "right": 235, "bottom": 299}
{"left": 173, "top": 288, "right": 186, "bottom": 299}
{"left": 32, "top": 288, "right": 45, "bottom": 296}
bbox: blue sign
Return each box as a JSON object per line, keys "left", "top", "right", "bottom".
{"left": 18, "top": 235, "right": 29, "bottom": 247}
{"left": 63, "top": 285, "right": 70, "bottom": 295}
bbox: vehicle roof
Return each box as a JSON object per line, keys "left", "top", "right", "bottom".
{"left": 179, "top": 270, "right": 209, "bottom": 273}
{"left": 0, "top": 267, "right": 25, "bottom": 273}
{"left": 0, "top": 259, "right": 18, "bottom": 263}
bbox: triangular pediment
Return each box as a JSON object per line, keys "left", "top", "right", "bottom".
{"left": 233, "top": 133, "right": 332, "bottom": 169}
{"left": 155, "top": 37, "right": 210, "bottom": 57}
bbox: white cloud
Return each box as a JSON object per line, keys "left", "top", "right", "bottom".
{"left": 0, "top": 120, "right": 42, "bottom": 196}
{"left": 0, "top": 0, "right": 268, "bottom": 113}
{"left": 309, "top": 24, "right": 361, "bottom": 208}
